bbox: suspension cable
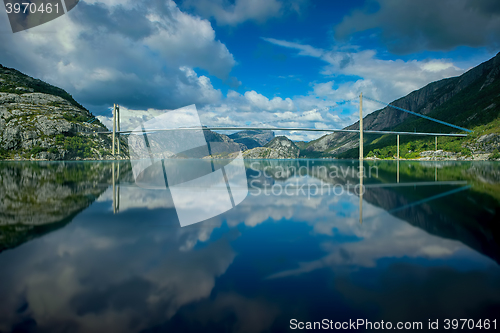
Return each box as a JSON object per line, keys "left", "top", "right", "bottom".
{"left": 363, "top": 96, "right": 471, "bottom": 133}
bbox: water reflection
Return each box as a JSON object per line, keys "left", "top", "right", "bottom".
{"left": 0, "top": 160, "right": 499, "bottom": 332}
{"left": 0, "top": 162, "right": 124, "bottom": 252}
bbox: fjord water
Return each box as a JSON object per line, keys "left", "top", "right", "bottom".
{"left": 0, "top": 160, "right": 499, "bottom": 332}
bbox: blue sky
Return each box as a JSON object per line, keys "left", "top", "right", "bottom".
{"left": 0, "top": 0, "right": 499, "bottom": 140}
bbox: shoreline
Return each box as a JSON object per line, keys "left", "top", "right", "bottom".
{"left": 1, "top": 150, "right": 499, "bottom": 162}
{"left": 1, "top": 156, "right": 499, "bottom": 162}
{"left": 0, "top": 155, "right": 129, "bottom": 162}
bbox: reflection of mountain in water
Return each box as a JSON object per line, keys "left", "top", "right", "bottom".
{"left": 364, "top": 185, "right": 500, "bottom": 264}
{"left": 0, "top": 162, "right": 130, "bottom": 252}
{"left": 247, "top": 160, "right": 500, "bottom": 265}
{"left": 363, "top": 163, "right": 500, "bottom": 265}
{"left": 2, "top": 159, "right": 499, "bottom": 265}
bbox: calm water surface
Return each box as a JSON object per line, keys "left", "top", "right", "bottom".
{"left": 0, "top": 160, "right": 499, "bottom": 333}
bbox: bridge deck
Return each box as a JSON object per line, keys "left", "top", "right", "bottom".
{"left": 93, "top": 126, "right": 468, "bottom": 137}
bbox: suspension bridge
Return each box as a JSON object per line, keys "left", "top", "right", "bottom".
{"left": 98, "top": 94, "right": 472, "bottom": 224}
{"left": 94, "top": 93, "right": 470, "bottom": 161}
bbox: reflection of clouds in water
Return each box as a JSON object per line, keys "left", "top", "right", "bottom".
{"left": 224, "top": 192, "right": 339, "bottom": 228}
{"left": 222, "top": 193, "right": 488, "bottom": 279}
{"left": 162, "top": 293, "right": 280, "bottom": 333}
{"left": 265, "top": 206, "right": 481, "bottom": 279}
{"left": 97, "top": 186, "right": 175, "bottom": 210}
{"left": 40, "top": 181, "right": 497, "bottom": 332}
{"left": 0, "top": 219, "right": 235, "bottom": 333}
{"left": 98, "top": 183, "right": 491, "bottom": 273}
{"left": 224, "top": 190, "right": 364, "bottom": 233}
{"left": 96, "top": 186, "right": 225, "bottom": 250}
{"left": 99, "top": 184, "right": 484, "bottom": 270}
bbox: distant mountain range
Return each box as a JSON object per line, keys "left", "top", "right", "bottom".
{"left": 241, "top": 136, "right": 300, "bottom": 159}
{"left": 229, "top": 130, "right": 275, "bottom": 149}
{"left": 1, "top": 52, "right": 499, "bottom": 160}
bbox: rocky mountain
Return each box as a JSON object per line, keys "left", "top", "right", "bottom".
{"left": 241, "top": 136, "right": 300, "bottom": 159}
{"left": 229, "top": 130, "right": 275, "bottom": 149}
{"left": 303, "top": 52, "right": 500, "bottom": 158}
{"left": 0, "top": 64, "right": 125, "bottom": 160}
{"left": 0, "top": 64, "right": 253, "bottom": 161}
{"left": 203, "top": 129, "right": 247, "bottom": 151}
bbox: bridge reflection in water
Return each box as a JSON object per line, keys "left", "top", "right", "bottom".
{"left": 110, "top": 159, "right": 470, "bottom": 226}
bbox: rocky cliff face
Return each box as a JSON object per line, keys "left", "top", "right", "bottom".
{"left": 229, "top": 130, "right": 275, "bottom": 149}
{"left": 0, "top": 64, "right": 123, "bottom": 160}
{"left": 305, "top": 52, "right": 500, "bottom": 156}
{"left": 203, "top": 129, "right": 247, "bottom": 151}
{"left": 241, "top": 136, "right": 300, "bottom": 159}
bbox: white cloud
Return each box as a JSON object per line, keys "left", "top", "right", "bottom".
{"left": 264, "top": 38, "right": 465, "bottom": 98}
{"left": 262, "top": 37, "right": 467, "bottom": 116}
{"left": 243, "top": 90, "right": 295, "bottom": 111}
{"left": 194, "top": 94, "right": 337, "bottom": 141}
{"left": 420, "top": 60, "right": 458, "bottom": 72}
{"left": 0, "top": 0, "right": 234, "bottom": 111}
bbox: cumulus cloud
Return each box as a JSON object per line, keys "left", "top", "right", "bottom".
{"left": 194, "top": 90, "right": 345, "bottom": 141}
{"left": 334, "top": 0, "right": 500, "bottom": 53}
{"left": 243, "top": 90, "right": 295, "bottom": 111}
{"left": 180, "top": 0, "right": 309, "bottom": 26}
{"left": 0, "top": 0, "right": 234, "bottom": 112}
{"left": 211, "top": 36, "right": 470, "bottom": 139}
{"left": 262, "top": 37, "right": 466, "bottom": 116}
